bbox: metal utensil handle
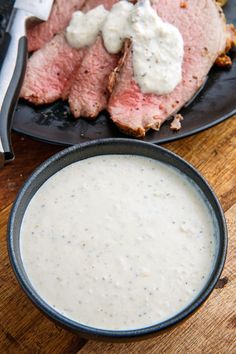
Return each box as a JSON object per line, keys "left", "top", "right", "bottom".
{"left": 0, "top": 9, "right": 28, "bottom": 165}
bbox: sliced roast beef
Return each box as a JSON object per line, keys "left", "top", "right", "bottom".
{"left": 20, "top": 33, "right": 86, "bottom": 105}
{"left": 82, "top": 0, "right": 119, "bottom": 12}
{"left": 27, "top": 0, "right": 85, "bottom": 52}
{"left": 21, "top": 0, "right": 105, "bottom": 105}
{"left": 68, "top": 36, "right": 119, "bottom": 118}
{"left": 68, "top": 0, "right": 119, "bottom": 118}
{"left": 108, "top": 0, "right": 228, "bottom": 137}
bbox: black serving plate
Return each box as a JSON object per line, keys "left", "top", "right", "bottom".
{"left": 1, "top": 1, "right": 236, "bottom": 145}
{"left": 8, "top": 139, "right": 227, "bottom": 341}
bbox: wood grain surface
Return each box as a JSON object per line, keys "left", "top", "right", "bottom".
{"left": 0, "top": 116, "right": 236, "bottom": 353}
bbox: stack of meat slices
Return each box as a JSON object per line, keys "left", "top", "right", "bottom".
{"left": 21, "top": 0, "right": 119, "bottom": 119}
{"left": 21, "top": 0, "right": 235, "bottom": 137}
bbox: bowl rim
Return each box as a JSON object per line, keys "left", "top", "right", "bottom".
{"left": 7, "top": 138, "right": 228, "bottom": 340}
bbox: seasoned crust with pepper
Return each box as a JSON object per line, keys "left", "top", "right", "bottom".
{"left": 215, "top": 24, "right": 236, "bottom": 68}
{"left": 216, "top": 0, "right": 228, "bottom": 7}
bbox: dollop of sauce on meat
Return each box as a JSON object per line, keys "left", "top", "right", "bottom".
{"left": 20, "top": 155, "right": 216, "bottom": 331}
{"left": 66, "top": 5, "right": 108, "bottom": 48}
{"left": 66, "top": 0, "right": 184, "bottom": 95}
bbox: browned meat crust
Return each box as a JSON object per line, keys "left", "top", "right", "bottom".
{"left": 226, "top": 24, "right": 236, "bottom": 51}
{"left": 216, "top": 0, "right": 228, "bottom": 7}
{"left": 170, "top": 114, "right": 184, "bottom": 131}
{"left": 215, "top": 23, "right": 236, "bottom": 68}
{"left": 108, "top": 40, "right": 131, "bottom": 94}
{"left": 215, "top": 54, "right": 232, "bottom": 68}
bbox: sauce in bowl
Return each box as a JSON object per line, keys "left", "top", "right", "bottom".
{"left": 20, "top": 154, "right": 216, "bottom": 330}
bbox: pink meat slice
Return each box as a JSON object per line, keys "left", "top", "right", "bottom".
{"left": 82, "top": 0, "right": 118, "bottom": 11}
{"left": 108, "top": 0, "right": 228, "bottom": 137}
{"left": 21, "top": 0, "right": 106, "bottom": 105}
{"left": 27, "top": 0, "right": 85, "bottom": 52}
{"left": 20, "top": 33, "right": 86, "bottom": 105}
{"left": 68, "top": 0, "right": 119, "bottom": 118}
{"left": 68, "top": 36, "right": 119, "bottom": 118}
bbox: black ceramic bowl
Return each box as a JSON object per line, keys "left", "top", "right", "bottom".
{"left": 8, "top": 139, "right": 227, "bottom": 342}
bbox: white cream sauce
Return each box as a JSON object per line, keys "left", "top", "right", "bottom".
{"left": 20, "top": 155, "right": 216, "bottom": 330}
{"left": 102, "top": 1, "right": 133, "bottom": 54}
{"left": 66, "top": 0, "right": 184, "bottom": 95}
{"left": 66, "top": 5, "right": 108, "bottom": 49}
